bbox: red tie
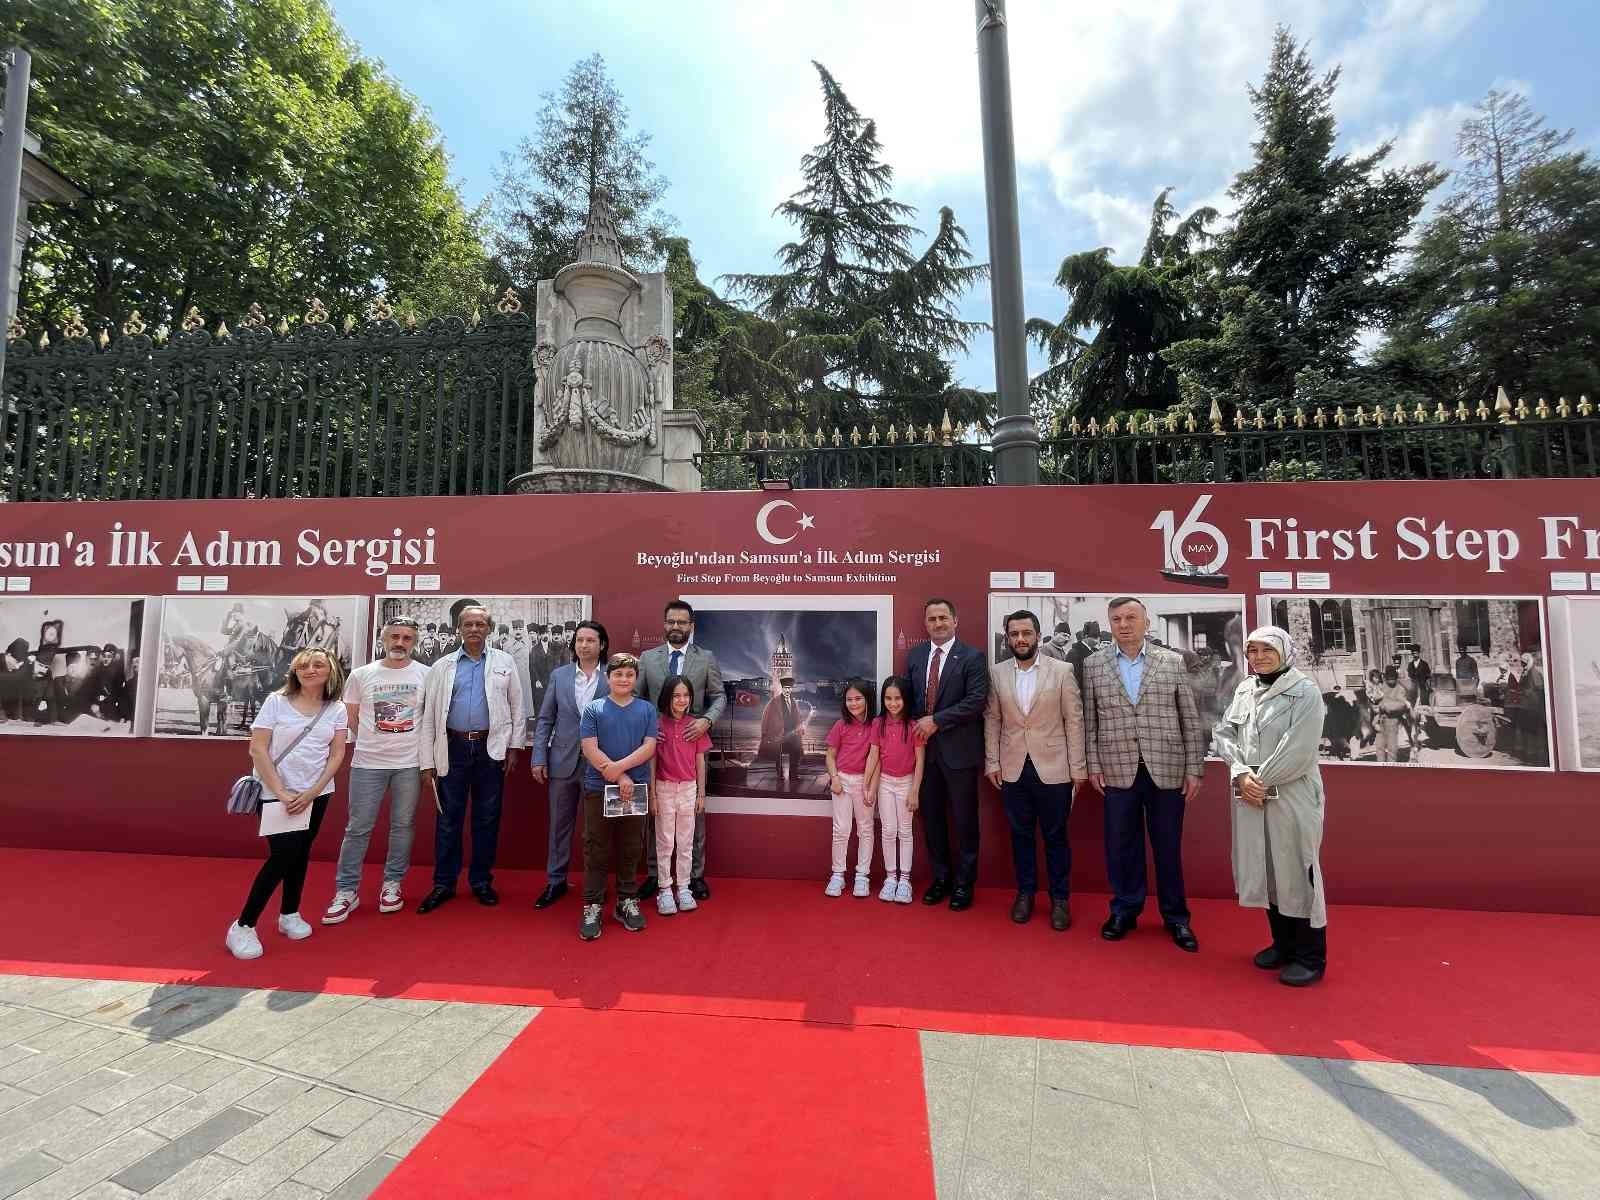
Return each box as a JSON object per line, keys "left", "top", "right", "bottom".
{"left": 925, "top": 645, "right": 943, "bottom": 714}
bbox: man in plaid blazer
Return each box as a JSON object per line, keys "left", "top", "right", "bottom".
{"left": 1080, "top": 596, "right": 1205, "bottom": 951}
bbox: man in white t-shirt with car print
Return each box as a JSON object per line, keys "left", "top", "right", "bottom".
{"left": 324, "top": 616, "right": 430, "bottom": 922}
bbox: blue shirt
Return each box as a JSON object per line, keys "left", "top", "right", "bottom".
{"left": 1116, "top": 647, "right": 1147, "bottom": 704}
{"left": 579, "top": 695, "right": 658, "bottom": 791}
{"left": 447, "top": 651, "right": 490, "bottom": 730}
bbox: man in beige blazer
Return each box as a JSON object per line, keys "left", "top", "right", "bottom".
{"left": 985, "top": 609, "right": 1088, "bottom": 931}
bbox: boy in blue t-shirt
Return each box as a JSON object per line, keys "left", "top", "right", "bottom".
{"left": 576, "top": 652, "right": 657, "bottom": 940}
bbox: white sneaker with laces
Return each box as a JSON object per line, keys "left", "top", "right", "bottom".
{"left": 895, "top": 877, "right": 914, "bottom": 904}
{"left": 824, "top": 872, "right": 846, "bottom": 897}
{"left": 676, "top": 886, "right": 697, "bottom": 912}
{"left": 878, "top": 878, "right": 898, "bottom": 902}
{"left": 322, "top": 890, "right": 358, "bottom": 924}
{"left": 277, "top": 913, "right": 313, "bottom": 940}
{"left": 852, "top": 873, "right": 871, "bottom": 898}
{"left": 657, "top": 889, "right": 678, "bottom": 916}
{"left": 378, "top": 881, "right": 404, "bottom": 913}
{"left": 226, "top": 921, "right": 263, "bottom": 959}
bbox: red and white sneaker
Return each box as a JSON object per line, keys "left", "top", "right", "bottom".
{"left": 378, "top": 881, "right": 404, "bottom": 913}
{"left": 322, "top": 890, "right": 358, "bottom": 924}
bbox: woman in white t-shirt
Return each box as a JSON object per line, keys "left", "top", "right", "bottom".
{"left": 226, "top": 648, "right": 349, "bottom": 960}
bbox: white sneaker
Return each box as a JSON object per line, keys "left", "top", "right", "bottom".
{"left": 824, "top": 872, "right": 846, "bottom": 897}
{"left": 852, "top": 874, "right": 871, "bottom": 898}
{"left": 323, "top": 890, "right": 358, "bottom": 924}
{"left": 225, "top": 922, "right": 263, "bottom": 959}
{"left": 878, "top": 878, "right": 898, "bottom": 902}
{"left": 277, "top": 913, "right": 313, "bottom": 940}
{"left": 378, "top": 882, "right": 404, "bottom": 913}
{"left": 895, "top": 877, "right": 913, "bottom": 904}
{"left": 657, "top": 889, "right": 679, "bottom": 916}
{"left": 676, "top": 886, "right": 697, "bottom": 912}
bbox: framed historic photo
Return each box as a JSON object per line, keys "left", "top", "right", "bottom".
{"left": 1548, "top": 597, "right": 1600, "bottom": 772}
{"left": 0, "top": 596, "right": 147, "bottom": 737}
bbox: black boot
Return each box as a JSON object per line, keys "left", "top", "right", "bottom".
{"left": 1254, "top": 906, "right": 1295, "bottom": 970}
{"left": 1279, "top": 919, "right": 1326, "bottom": 987}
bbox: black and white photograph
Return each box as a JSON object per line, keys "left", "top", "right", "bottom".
{"left": 1260, "top": 595, "right": 1552, "bottom": 770}
{"left": 155, "top": 595, "right": 362, "bottom": 737}
{"left": 986, "top": 592, "right": 1249, "bottom": 738}
{"left": 374, "top": 594, "right": 589, "bottom": 733}
{"left": 682, "top": 595, "right": 894, "bottom": 815}
{"left": 1549, "top": 597, "right": 1600, "bottom": 772}
{"left": 0, "top": 596, "right": 145, "bottom": 737}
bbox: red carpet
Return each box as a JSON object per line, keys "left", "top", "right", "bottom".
{"left": 375, "top": 1009, "right": 932, "bottom": 1199}
{"left": 1, "top": 849, "right": 1597, "bottom": 1075}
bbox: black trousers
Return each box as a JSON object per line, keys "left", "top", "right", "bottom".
{"left": 239, "top": 794, "right": 330, "bottom": 927}
{"left": 920, "top": 755, "right": 980, "bottom": 888}
{"left": 1001, "top": 757, "right": 1072, "bottom": 899}
{"left": 1103, "top": 762, "right": 1189, "bottom": 924}
{"left": 1267, "top": 905, "right": 1327, "bottom": 971}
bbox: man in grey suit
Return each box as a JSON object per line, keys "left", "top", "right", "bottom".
{"left": 634, "top": 599, "right": 726, "bottom": 901}
{"left": 530, "top": 620, "right": 609, "bottom": 909}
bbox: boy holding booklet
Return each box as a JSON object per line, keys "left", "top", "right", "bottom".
{"left": 577, "top": 652, "right": 657, "bottom": 941}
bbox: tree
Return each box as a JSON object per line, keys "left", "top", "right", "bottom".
{"left": 1165, "top": 27, "right": 1443, "bottom": 411}
{"left": 2, "top": 0, "right": 489, "bottom": 330}
{"left": 1380, "top": 92, "right": 1598, "bottom": 404}
{"left": 725, "top": 62, "right": 988, "bottom": 432}
{"left": 1027, "top": 188, "right": 1217, "bottom": 425}
{"left": 489, "top": 53, "right": 673, "bottom": 290}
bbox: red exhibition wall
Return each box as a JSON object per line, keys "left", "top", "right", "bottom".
{"left": 1, "top": 480, "right": 1597, "bottom": 913}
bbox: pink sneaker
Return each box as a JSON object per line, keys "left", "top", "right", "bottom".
{"left": 322, "top": 890, "right": 358, "bottom": 924}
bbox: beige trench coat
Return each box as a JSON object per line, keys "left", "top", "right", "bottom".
{"left": 1211, "top": 667, "right": 1328, "bottom": 927}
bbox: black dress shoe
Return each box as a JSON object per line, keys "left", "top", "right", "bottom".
{"left": 534, "top": 882, "right": 568, "bottom": 909}
{"left": 1279, "top": 961, "right": 1325, "bottom": 987}
{"left": 948, "top": 886, "right": 974, "bottom": 912}
{"left": 1100, "top": 915, "right": 1135, "bottom": 940}
{"left": 689, "top": 877, "right": 710, "bottom": 901}
{"left": 922, "top": 880, "right": 952, "bottom": 906}
{"left": 1050, "top": 899, "right": 1072, "bottom": 932}
{"left": 1168, "top": 922, "right": 1199, "bottom": 952}
{"left": 1010, "top": 893, "right": 1033, "bottom": 924}
{"left": 1253, "top": 945, "right": 1290, "bottom": 970}
{"left": 636, "top": 876, "right": 659, "bottom": 900}
{"left": 472, "top": 885, "right": 499, "bottom": 907}
{"left": 417, "top": 886, "right": 453, "bottom": 914}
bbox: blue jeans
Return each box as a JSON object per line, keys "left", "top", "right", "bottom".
{"left": 1001, "top": 757, "right": 1073, "bottom": 900}
{"left": 1103, "top": 762, "right": 1190, "bottom": 925}
{"left": 334, "top": 767, "right": 420, "bottom": 892}
{"left": 433, "top": 736, "right": 505, "bottom": 891}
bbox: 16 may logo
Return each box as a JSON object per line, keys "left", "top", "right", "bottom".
{"left": 1151, "top": 494, "right": 1231, "bottom": 588}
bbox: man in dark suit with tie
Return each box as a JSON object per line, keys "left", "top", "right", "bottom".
{"left": 906, "top": 597, "right": 990, "bottom": 911}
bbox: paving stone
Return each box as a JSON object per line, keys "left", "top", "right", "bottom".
{"left": 236, "top": 1076, "right": 314, "bottom": 1117}
{"left": 0, "top": 1151, "right": 61, "bottom": 1199}
{"left": 1037, "top": 1039, "right": 1138, "bottom": 1108}
{"left": 0, "top": 1044, "right": 37, "bottom": 1070}
{"left": 146, "top": 1068, "right": 275, "bottom": 1140}
{"left": 931, "top": 1144, "right": 962, "bottom": 1200}
{"left": 178, "top": 993, "right": 365, "bottom": 1061}
{"left": 122, "top": 988, "right": 248, "bottom": 1042}
{"left": 1536, "top": 1072, "right": 1600, "bottom": 1135}
{"left": 66, "top": 1184, "right": 138, "bottom": 1200}
{"left": 326, "top": 1006, "right": 509, "bottom": 1101}
{"left": 963, "top": 1058, "right": 1034, "bottom": 1167}
{"left": 1225, "top": 1052, "right": 1384, "bottom": 1164}
{"left": 1143, "top": 1118, "right": 1278, "bottom": 1200}
{"left": 10, "top": 1128, "right": 164, "bottom": 1200}
{"left": 26, "top": 980, "right": 155, "bottom": 1019}
{"left": 0, "top": 1104, "right": 100, "bottom": 1161}
{"left": 6, "top": 1019, "right": 105, "bottom": 1055}
{"left": 0, "top": 1082, "right": 32, "bottom": 1114}
{"left": 1324, "top": 1058, "right": 1479, "bottom": 1107}
{"left": 1030, "top": 1085, "right": 1151, "bottom": 1200}
{"left": 79, "top": 1048, "right": 207, "bottom": 1114}
{"left": 140, "top": 1154, "right": 244, "bottom": 1199}
{"left": 1461, "top": 1117, "right": 1600, "bottom": 1200}
{"left": 264, "top": 1003, "right": 424, "bottom": 1080}
{"left": 292, "top": 1109, "right": 418, "bottom": 1191}
{"left": 1131, "top": 1046, "right": 1252, "bottom": 1134}
{"left": 170, "top": 1055, "right": 243, "bottom": 1095}
{"left": 383, "top": 1117, "right": 435, "bottom": 1158}
{"left": 42, "top": 1082, "right": 191, "bottom": 1161}
{"left": 954, "top": 1155, "right": 1027, "bottom": 1200}
{"left": 323, "top": 1154, "right": 400, "bottom": 1200}
{"left": 492, "top": 1005, "right": 540, "bottom": 1036}
{"left": 261, "top": 1183, "right": 322, "bottom": 1200}
{"left": 1, "top": 1029, "right": 120, "bottom": 1087}
{"left": 14, "top": 1037, "right": 145, "bottom": 1097}
{"left": 0, "top": 1013, "right": 65, "bottom": 1050}
{"left": 110, "top": 1106, "right": 263, "bottom": 1194}
{"left": 1415, "top": 1063, "right": 1574, "bottom": 1128}
{"left": 976, "top": 1034, "right": 1038, "bottom": 1083}
{"left": 1259, "top": 1140, "right": 1406, "bottom": 1200}
{"left": 216, "top": 1087, "right": 344, "bottom": 1164}
{"left": 398, "top": 1031, "right": 512, "bottom": 1115}
{"left": 360, "top": 998, "right": 444, "bottom": 1016}
{"left": 1341, "top": 1082, "right": 1527, "bottom": 1199}
{"left": 922, "top": 1057, "right": 974, "bottom": 1165}
{"left": 920, "top": 1029, "right": 980, "bottom": 1067}
{"left": 210, "top": 1128, "right": 334, "bottom": 1200}
{"left": 0, "top": 977, "right": 83, "bottom": 1006}
{"left": 309, "top": 1096, "right": 382, "bottom": 1138}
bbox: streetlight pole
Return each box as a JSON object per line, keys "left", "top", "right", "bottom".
{"left": 0, "top": 47, "right": 32, "bottom": 390}
{"left": 974, "top": 0, "right": 1038, "bottom": 485}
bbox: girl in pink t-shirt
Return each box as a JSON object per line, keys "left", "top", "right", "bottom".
{"left": 651, "top": 677, "right": 711, "bottom": 916}
{"left": 870, "top": 676, "right": 924, "bottom": 904}
{"left": 824, "top": 679, "right": 881, "bottom": 898}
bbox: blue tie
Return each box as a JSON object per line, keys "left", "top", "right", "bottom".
{"left": 670, "top": 649, "right": 682, "bottom": 676}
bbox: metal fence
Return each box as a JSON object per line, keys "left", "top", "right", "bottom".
{"left": 1, "top": 295, "right": 538, "bottom": 502}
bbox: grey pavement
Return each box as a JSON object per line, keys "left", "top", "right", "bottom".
{"left": 0, "top": 974, "right": 539, "bottom": 1200}
{"left": 921, "top": 1029, "right": 1600, "bottom": 1200}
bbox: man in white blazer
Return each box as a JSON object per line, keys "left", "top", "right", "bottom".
{"left": 985, "top": 609, "right": 1088, "bottom": 930}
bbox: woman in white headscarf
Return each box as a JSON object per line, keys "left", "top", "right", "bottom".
{"left": 1211, "top": 625, "right": 1329, "bottom": 986}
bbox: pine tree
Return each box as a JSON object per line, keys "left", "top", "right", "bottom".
{"left": 725, "top": 63, "right": 988, "bottom": 432}
{"left": 1165, "top": 27, "right": 1442, "bottom": 412}
{"left": 489, "top": 53, "right": 674, "bottom": 289}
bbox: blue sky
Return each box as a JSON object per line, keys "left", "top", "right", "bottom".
{"left": 329, "top": 0, "right": 1597, "bottom": 393}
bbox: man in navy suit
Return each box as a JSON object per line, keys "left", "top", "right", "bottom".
{"left": 906, "top": 598, "right": 990, "bottom": 910}
{"left": 530, "top": 619, "right": 609, "bottom": 909}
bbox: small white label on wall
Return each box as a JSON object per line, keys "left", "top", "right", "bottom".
{"left": 202, "top": 576, "right": 229, "bottom": 592}
{"left": 176, "top": 576, "right": 202, "bottom": 592}
{"left": 4, "top": 577, "right": 30, "bottom": 592}
{"left": 1258, "top": 571, "right": 1293, "bottom": 590}
{"left": 1550, "top": 571, "right": 1589, "bottom": 591}
{"left": 1591, "top": 572, "right": 1600, "bottom": 591}
{"left": 1023, "top": 571, "right": 1056, "bottom": 589}
{"left": 413, "top": 574, "right": 441, "bottom": 592}
{"left": 989, "top": 571, "right": 1021, "bottom": 589}
{"left": 1295, "top": 571, "right": 1331, "bottom": 591}
{"left": 386, "top": 574, "right": 413, "bottom": 592}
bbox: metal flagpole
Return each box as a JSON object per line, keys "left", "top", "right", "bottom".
{"left": 0, "top": 47, "right": 32, "bottom": 391}
{"left": 974, "top": 1, "right": 1039, "bottom": 485}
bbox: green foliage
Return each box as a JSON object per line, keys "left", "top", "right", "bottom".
{"left": 725, "top": 63, "right": 989, "bottom": 433}
{"left": 489, "top": 53, "right": 673, "bottom": 289}
{"left": 3, "top": 0, "right": 489, "bottom": 329}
